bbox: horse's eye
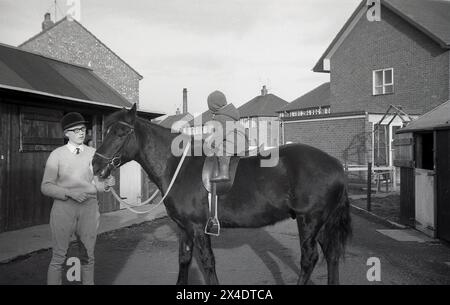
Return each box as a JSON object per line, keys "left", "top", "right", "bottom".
{"left": 117, "top": 129, "right": 128, "bottom": 137}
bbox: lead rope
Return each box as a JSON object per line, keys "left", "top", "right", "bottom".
{"left": 106, "top": 141, "right": 191, "bottom": 215}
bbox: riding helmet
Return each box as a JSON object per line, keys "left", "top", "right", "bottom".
{"left": 61, "top": 112, "right": 88, "bottom": 130}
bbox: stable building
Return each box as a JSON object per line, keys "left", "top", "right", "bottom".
{"left": 0, "top": 43, "right": 160, "bottom": 233}
{"left": 395, "top": 100, "right": 450, "bottom": 242}
{"left": 18, "top": 13, "right": 157, "bottom": 208}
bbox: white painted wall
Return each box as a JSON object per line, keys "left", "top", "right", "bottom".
{"left": 119, "top": 161, "right": 142, "bottom": 209}
{"left": 415, "top": 168, "right": 436, "bottom": 238}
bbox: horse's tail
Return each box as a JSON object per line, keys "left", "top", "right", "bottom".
{"left": 320, "top": 183, "right": 352, "bottom": 260}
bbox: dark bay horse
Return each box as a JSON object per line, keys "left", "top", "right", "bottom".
{"left": 92, "top": 105, "right": 352, "bottom": 285}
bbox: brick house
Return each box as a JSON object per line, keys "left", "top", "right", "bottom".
{"left": 280, "top": 0, "right": 450, "bottom": 175}
{"left": 238, "top": 86, "right": 288, "bottom": 148}
{"left": 18, "top": 13, "right": 159, "bottom": 208}
{"left": 20, "top": 13, "right": 142, "bottom": 106}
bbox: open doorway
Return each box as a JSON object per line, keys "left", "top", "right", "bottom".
{"left": 415, "top": 132, "right": 434, "bottom": 170}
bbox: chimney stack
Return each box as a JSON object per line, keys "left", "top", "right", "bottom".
{"left": 261, "top": 85, "right": 268, "bottom": 96}
{"left": 42, "top": 13, "right": 54, "bottom": 31}
{"left": 183, "top": 88, "right": 188, "bottom": 114}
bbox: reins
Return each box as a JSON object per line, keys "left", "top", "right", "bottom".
{"left": 107, "top": 140, "right": 191, "bottom": 214}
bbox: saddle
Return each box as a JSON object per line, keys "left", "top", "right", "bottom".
{"left": 202, "top": 156, "right": 240, "bottom": 195}
{"left": 201, "top": 143, "right": 264, "bottom": 195}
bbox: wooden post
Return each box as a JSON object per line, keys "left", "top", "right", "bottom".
{"left": 385, "top": 173, "right": 389, "bottom": 193}
{"left": 367, "top": 162, "right": 372, "bottom": 212}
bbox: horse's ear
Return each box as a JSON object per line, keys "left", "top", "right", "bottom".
{"left": 128, "top": 103, "right": 137, "bottom": 124}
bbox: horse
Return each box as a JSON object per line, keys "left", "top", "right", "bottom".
{"left": 92, "top": 104, "right": 352, "bottom": 285}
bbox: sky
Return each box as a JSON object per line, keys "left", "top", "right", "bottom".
{"left": 0, "top": 0, "right": 360, "bottom": 117}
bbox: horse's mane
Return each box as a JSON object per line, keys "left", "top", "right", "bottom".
{"left": 105, "top": 109, "right": 262, "bottom": 160}
{"left": 105, "top": 109, "right": 181, "bottom": 136}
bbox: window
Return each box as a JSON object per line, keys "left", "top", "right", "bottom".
{"left": 19, "top": 106, "right": 64, "bottom": 152}
{"left": 373, "top": 68, "right": 394, "bottom": 95}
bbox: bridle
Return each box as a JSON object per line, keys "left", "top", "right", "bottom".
{"left": 94, "top": 118, "right": 192, "bottom": 216}
{"left": 95, "top": 121, "right": 135, "bottom": 170}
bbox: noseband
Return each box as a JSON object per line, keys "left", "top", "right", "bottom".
{"left": 95, "top": 121, "right": 135, "bottom": 170}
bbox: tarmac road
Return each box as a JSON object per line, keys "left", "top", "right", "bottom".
{"left": 0, "top": 211, "right": 450, "bottom": 285}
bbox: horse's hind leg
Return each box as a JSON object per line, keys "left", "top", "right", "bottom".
{"left": 296, "top": 214, "right": 322, "bottom": 285}
{"left": 177, "top": 227, "right": 194, "bottom": 285}
{"left": 193, "top": 226, "right": 219, "bottom": 285}
{"left": 318, "top": 234, "right": 340, "bottom": 285}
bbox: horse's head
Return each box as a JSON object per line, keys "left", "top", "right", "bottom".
{"left": 93, "top": 104, "right": 138, "bottom": 178}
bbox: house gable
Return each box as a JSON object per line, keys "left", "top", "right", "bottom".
{"left": 314, "top": 0, "right": 450, "bottom": 73}
{"left": 19, "top": 17, "right": 142, "bottom": 105}
{"left": 327, "top": 1, "right": 450, "bottom": 115}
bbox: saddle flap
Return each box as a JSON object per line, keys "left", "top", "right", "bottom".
{"left": 202, "top": 156, "right": 240, "bottom": 195}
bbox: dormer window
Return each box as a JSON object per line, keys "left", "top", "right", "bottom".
{"left": 373, "top": 68, "right": 394, "bottom": 95}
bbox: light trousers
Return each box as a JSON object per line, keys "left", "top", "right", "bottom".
{"left": 47, "top": 197, "right": 99, "bottom": 285}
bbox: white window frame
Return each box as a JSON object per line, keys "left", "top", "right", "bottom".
{"left": 372, "top": 68, "right": 394, "bottom": 95}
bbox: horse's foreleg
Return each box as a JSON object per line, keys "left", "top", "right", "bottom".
{"left": 193, "top": 227, "right": 219, "bottom": 285}
{"left": 177, "top": 228, "right": 194, "bottom": 285}
{"left": 296, "top": 215, "right": 321, "bottom": 285}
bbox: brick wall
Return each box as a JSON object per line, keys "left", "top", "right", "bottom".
{"left": 284, "top": 116, "right": 371, "bottom": 166}
{"left": 330, "top": 6, "right": 450, "bottom": 115}
{"left": 20, "top": 19, "right": 140, "bottom": 105}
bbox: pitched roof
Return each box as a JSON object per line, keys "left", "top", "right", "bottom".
{"left": 158, "top": 113, "right": 194, "bottom": 129}
{"left": 238, "top": 93, "right": 288, "bottom": 117}
{"left": 0, "top": 42, "right": 132, "bottom": 108}
{"left": 385, "top": 0, "right": 450, "bottom": 46}
{"left": 278, "top": 83, "right": 331, "bottom": 112}
{"left": 314, "top": 0, "right": 450, "bottom": 72}
{"left": 188, "top": 110, "right": 214, "bottom": 127}
{"left": 398, "top": 100, "right": 450, "bottom": 133}
{"left": 19, "top": 17, "right": 143, "bottom": 79}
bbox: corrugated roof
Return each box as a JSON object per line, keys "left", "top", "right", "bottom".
{"left": 398, "top": 100, "right": 450, "bottom": 132}
{"left": 0, "top": 43, "right": 132, "bottom": 108}
{"left": 238, "top": 93, "right": 288, "bottom": 117}
{"left": 279, "top": 83, "right": 331, "bottom": 112}
{"left": 314, "top": 0, "right": 450, "bottom": 72}
{"left": 158, "top": 113, "right": 193, "bottom": 129}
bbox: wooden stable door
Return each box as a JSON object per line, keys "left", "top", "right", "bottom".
{"left": 0, "top": 103, "right": 63, "bottom": 232}
{"left": 0, "top": 103, "right": 10, "bottom": 232}
{"left": 436, "top": 130, "right": 450, "bottom": 243}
